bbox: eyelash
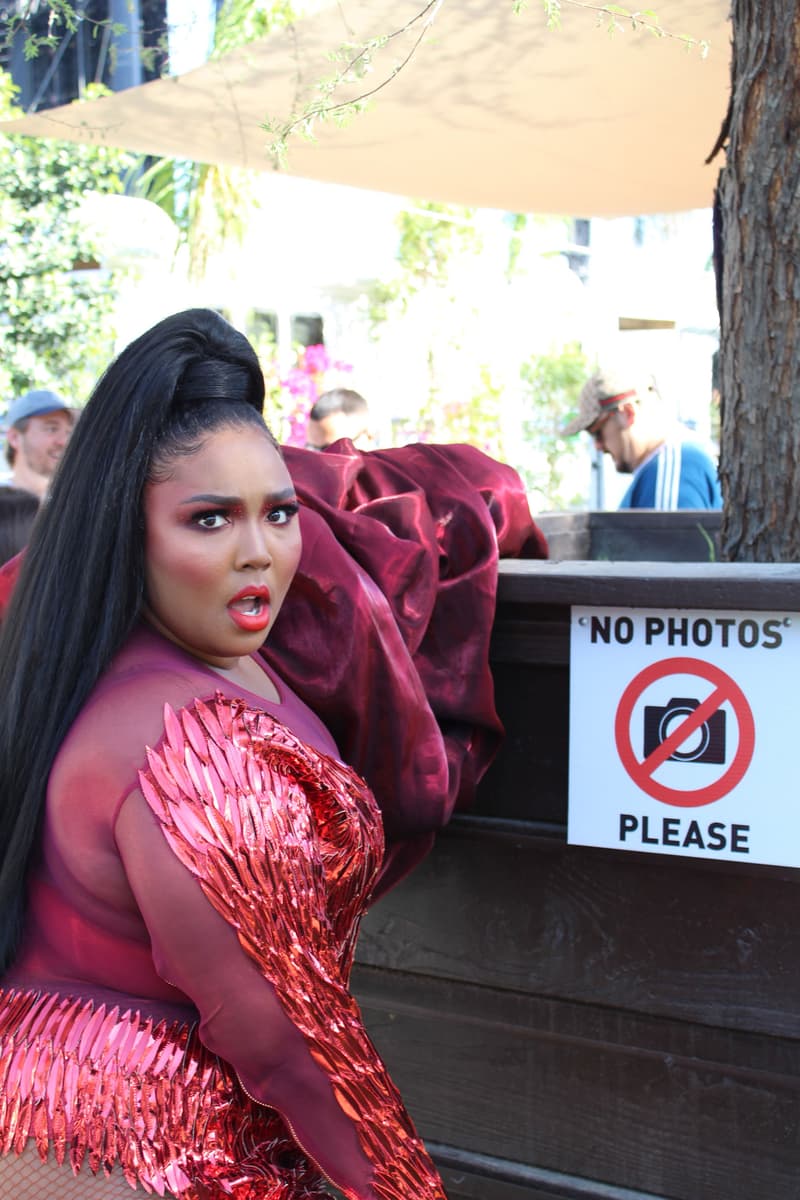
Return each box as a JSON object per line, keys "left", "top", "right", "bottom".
{"left": 192, "top": 503, "right": 299, "bottom": 531}
{"left": 267, "top": 502, "right": 300, "bottom": 525}
{"left": 192, "top": 512, "right": 227, "bottom": 530}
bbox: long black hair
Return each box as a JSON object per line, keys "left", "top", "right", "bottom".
{"left": 0, "top": 308, "right": 270, "bottom": 972}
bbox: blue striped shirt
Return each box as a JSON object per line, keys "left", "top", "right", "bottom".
{"left": 619, "top": 439, "right": 722, "bottom": 510}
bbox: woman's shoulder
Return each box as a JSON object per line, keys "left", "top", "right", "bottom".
{"left": 93, "top": 626, "right": 217, "bottom": 721}
{"left": 55, "top": 625, "right": 340, "bottom": 794}
{"left": 53, "top": 625, "right": 223, "bottom": 791}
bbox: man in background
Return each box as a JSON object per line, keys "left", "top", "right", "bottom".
{"left": 563, "top": 368, "right": 721, "bottom": 510}
{"left": 4, "top": 389, "right": 75, "bottom": 500}
{"left": 306, "top": 388, "right": 373, "bottom": 451}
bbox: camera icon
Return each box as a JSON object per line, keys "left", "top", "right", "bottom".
{"left": 643, "top": 697, "right": 726, "bottom": 764}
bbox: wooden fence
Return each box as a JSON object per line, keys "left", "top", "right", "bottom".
{"left": 352, "top": 560, "right": 800, "bottom": 1200}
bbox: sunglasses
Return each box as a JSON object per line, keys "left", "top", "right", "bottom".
{"left": 587, "top": 405, "right": 623, "bottom": 447}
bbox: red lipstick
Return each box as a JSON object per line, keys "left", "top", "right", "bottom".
{"left": 227, "top": 585, "right": 271, "bottom": 632}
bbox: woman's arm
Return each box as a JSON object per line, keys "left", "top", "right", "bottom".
{"left": 116, "top": 788, "right": 377, "bottom": 1198}
{"left": 115, "top": 696, "right": 447, "bottom": 1200}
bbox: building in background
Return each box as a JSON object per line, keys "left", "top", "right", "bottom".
{"left": 1, "top": 0, "right": 168, "bottom": 109}
{"left": 0, "top": 3, "right": 719, "bottom": 511}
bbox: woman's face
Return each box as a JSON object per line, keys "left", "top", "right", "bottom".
{"left": 142, "top": 424, "right": 302, "bottom": 668}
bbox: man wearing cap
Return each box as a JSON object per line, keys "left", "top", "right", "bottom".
{"left": 563, "top": 369, "right": 721, "bottom": 510}
{"left": 4, "top": 390, "right": 75, "bottom": 500}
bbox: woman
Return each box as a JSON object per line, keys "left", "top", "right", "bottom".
{"left": 0, "top": 309, "right": 448, "bottom": 1198}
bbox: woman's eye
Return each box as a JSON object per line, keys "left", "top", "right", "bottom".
{"left": 266, "top": 503, "right": 299, "bottom": 526}
{"left": 194, "top": 511, "right": 228, "bottom": 530}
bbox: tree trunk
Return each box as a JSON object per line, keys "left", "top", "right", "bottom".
{"left": 714, "top": 1, "right": 800, "bottom": 561}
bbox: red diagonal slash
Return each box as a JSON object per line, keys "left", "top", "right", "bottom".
{"left": 614, "top": 656, "right": 755, "bottom": 808}
{"left": 640, "top": 684, "right": 730, "bottom": 775}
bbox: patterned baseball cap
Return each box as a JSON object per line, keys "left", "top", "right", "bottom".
{"left": 561, "top": 369, "right": 640, "bottom": 436}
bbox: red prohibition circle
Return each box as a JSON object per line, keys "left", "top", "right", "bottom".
{"left": 614, "top": 656, "right": 755, "bottom": 808}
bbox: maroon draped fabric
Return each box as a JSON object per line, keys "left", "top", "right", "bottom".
{"left": 0, "top": 442, "right": 547, "bottom": 885}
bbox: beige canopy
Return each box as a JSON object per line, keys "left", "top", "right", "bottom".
{"left": 2, "top": 0, "right": 731, "bottom": 216}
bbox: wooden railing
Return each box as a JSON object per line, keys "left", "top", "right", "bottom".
{"left": 353, "top": 561, "right": 800, "bottom": 1200}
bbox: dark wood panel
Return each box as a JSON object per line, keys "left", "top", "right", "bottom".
{"left": 430, "top": 1144, "right": 666, "bottom": 1200}
{"left": 496, "top": 561, "right": 800, "bottom": 611}
{"left": 352, "top": 966, "right": 800, "bottom": 1200}
{"left": 489, "top": 614, "right": 571, "bottom": 666}
{"left": 476, "top": 659, "right": 569, "bottom": 822}
{"left": 354, "top": 561, "right": 800, "bottom": 1198}
{"left": 357, "top": 824, "right": 800, "bottom": 1038}
{"left": 354, "top": 954, "right": 800, "bottom": 1078}
{"left": 535, "top": 510, "right": 722, "bottom": 565}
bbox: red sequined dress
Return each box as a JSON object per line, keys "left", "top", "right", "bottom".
{"left": 0, "top": 624, "right": 448, "bottom": 1199}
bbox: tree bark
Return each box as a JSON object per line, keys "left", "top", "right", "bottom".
{"left": 714, "top": 1, "right": 800, "bottom": 561}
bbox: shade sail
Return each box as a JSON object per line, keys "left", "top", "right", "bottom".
{"left": 1, "top": 0, "right": 731, "bottom": 216}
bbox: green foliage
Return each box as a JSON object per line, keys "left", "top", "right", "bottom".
{"left": 263, "top": 1, "right": 444, "bottom": 162}
{"left": 518, "top": 342, "right": 591, "bottom": 509}
{"left": 369, "top": 201, "right": 531, "bottom": 460}
{"left": 366, "top": 200, "right": 483, "bottom": 332}
{"left": 696, "top": 522, "right": 716, "bottom": 563}
{"left": 396, "top": 202, "right": 482, "bottom": 294}
{"left": 245, "top": 315, "right": 286, "bottom": 430}
{"left": 537, "top": 2, "right": 708, "bottom": 52}
{"left": 0, "top": 68, "right": 17, "bottom": 116}
{"left": 506, "top": 212, "right": 528, "bottom": 280}
{"left": 213, "top": 0, "right": 299, "bottom": 59}
{"left": 0, "top": 3, "right": 129, "bottom": 65}
{"left": 0, "top": 70, "right": 134, "bottom": 402}
{"left": 132, "top": 154, "right": 256, "bottom": 281}
{"left": 407, "top": 363, "right": 507, "bottom": 459}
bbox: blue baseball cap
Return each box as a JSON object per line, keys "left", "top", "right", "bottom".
{"left": 6, "top": 389, "right": 72, "bottom": 427}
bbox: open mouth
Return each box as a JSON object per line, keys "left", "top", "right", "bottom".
{"left": 227, "top": 588, "right": 271, "bottom": 631}
{"left": 229, "top": 595, "right": 265, "bottom": 616}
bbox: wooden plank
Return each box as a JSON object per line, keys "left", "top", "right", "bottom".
{"left": 355, "top": 942, "right": 800, "bottom": 1076}
{"left": 496, "top": 560, "right": 800, "bottom": 611}
{"left": 430, "top": 1143, "right": 667, "bottom": 1200}
{"left": 352, "top": 965, "right": 800, "bottom": 1200}
{"left": 489, "top": 613, "right": 571, "bottom": 666}
{"left": 357, "top": 823, "right": 800, "bottom": 1038}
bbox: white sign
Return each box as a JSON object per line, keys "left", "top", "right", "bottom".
{"left": 568, "top": 606, "right": 800, "bottom": 867}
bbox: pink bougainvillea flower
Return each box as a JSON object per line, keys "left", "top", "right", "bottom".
{"left": 285, "top": 411, "right": 309, "bottom": 448}
{"left": 282, "top": 367, "right": 315, "bottom": 399}
{"left": 275, "top": 343, "right": 354, "bottom": 448}
{"left": 302, "top": 343, "right": 331, "bottom": 375}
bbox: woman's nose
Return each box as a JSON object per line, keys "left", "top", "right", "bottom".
{"left": 236, "top": 521, "right": 272, "bottom": 569}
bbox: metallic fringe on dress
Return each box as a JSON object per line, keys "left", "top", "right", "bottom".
{"left": 0, "top": 986, "right": 330, "bottom": 1199}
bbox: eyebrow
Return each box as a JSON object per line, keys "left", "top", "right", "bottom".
{"left": 179, "top": 488, "right": 297, "bottom": 507}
